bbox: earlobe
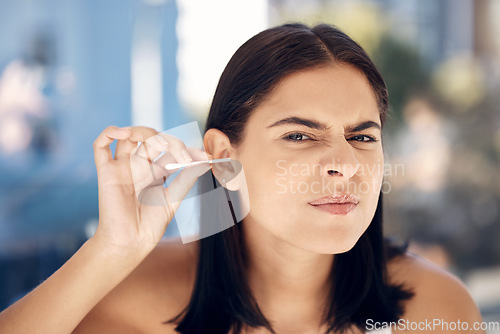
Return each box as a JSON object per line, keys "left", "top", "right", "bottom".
{"left": 203, "top": 128, "right": 243, "bottom": 190}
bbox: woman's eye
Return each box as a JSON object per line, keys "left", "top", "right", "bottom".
{"left": 348, "top": 135, "right": 378, "bottom": 143}
{"left": 284, "top": 133, "right": 311, "bottom": 142}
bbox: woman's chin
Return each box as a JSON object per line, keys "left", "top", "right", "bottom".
{"left": 292, "top": 234, "right": 362, "bottom": 255}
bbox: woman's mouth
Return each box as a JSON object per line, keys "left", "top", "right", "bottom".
{"left": 308, "top": 193, "right": 359, "bottom": 215}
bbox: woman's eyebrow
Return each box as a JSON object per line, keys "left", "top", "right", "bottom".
{"left": 267, "top": 117, "right": 381, "bottom": 132}
{"left": 345, "top": 120, "right": 381, "bottom": 132}
{"left": 267, "top": 117, "right": 327, "bottom": 130}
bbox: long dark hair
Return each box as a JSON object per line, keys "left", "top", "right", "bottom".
{"left": 168, "top": 23, "right": 414, "bottom": 334}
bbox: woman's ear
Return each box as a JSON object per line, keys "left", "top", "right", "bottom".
{"left": 203, "top": 129, "right": 241, "bottom": 190}
{"left": 203, "top": 128, "right": 233, "bottom": 159}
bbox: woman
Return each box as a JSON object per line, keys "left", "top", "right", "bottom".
{"left": 0, "top": 23, "right": 484, "bottom": 334}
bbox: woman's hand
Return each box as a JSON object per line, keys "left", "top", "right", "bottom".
{"left": 0, "top": 126, "right": 211, "bottom": 334}
{"left": 91, "top": 126, "right": 210, "bottom": 256}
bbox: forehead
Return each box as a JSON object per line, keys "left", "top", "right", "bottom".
{"left": 250, "top": 64, "right": 381, "bottom": 127}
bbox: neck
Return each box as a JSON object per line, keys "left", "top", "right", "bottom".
{"left": 242, "top": 219, "right": 334, "bottom": 332}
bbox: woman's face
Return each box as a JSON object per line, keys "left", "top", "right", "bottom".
{"left": 232, "top": 64, "right": 384, "bottom": 254}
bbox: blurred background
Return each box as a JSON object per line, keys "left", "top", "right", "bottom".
{"left": 0, "top": 0, "right": 499, "bottom": 327}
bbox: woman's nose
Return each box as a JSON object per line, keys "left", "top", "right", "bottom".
{"left": 321, "top": 140, "right": 360, "bottom": 179}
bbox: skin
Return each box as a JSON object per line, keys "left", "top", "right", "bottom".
{"left": 205, "top": 63, "right": 385, "bottom": 332}
{"left": 0, "top": 64, "right": 484, "bottom": 334}
{"left": 76, "top": 64, "right": 484, "bottom": 333}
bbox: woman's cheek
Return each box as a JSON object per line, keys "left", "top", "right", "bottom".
{"left": 244, "top": 162, "right": 279, "bottom": 209}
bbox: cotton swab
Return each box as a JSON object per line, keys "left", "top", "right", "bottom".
{"left": 164, "top": 158, "right": 231, "bottom": 171}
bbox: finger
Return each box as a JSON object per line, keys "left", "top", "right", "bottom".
{"left": 129, "top": 144, "right": 168, "bottom": 190}
{"left": 128, "top": 126, "right": 161, "bottom": 163}
{"left": 93, "top": 126, "right": 131, "bottom": 167}
{"left": 164, "top": 163, "right": 211, "bottom": 211}
{"left": 129, "top": 144, "right": 178, "bottom": 195}
{"left": 154, "top": 133, "right": 192, "bottom": 164}
{"left": 147, "top": 136, "right": 170, "bottom": 164}
{"left": 131, "top": 132, "right": 197, "bottom": 182}
{"left": 115, "top": 138, "right": 137, "bottom": 160}
{"left": 186, "top": 147, "right": 211, "bottom": 161}
{"left": 128, "top": 126, "right": 159, "bottom": 143}
{"left": 133, "top": 132, "right": 172, "bottom": 162}
{"left": 137, "top": 159, "right": 210, "bottom": 207}
{"left": 136, "top": 132, "right": 192, "bottom": 165}
{"left": 130, "top": 153, "right": 159, "bottom": 199}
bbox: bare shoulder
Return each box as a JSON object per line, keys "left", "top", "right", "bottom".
{"left": 74, "top": 238, "right": 199, "bottom": 333}
{"left": 387, "top": 252, "right": 485, "bottom": 333}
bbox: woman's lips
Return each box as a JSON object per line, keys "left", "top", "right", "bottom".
{"left": 308, "top": 193, "right": 360, "bottom": 215}
{"left": 309, "top": 203, "right": 357, "bottom": 215}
